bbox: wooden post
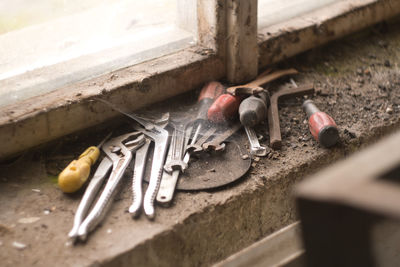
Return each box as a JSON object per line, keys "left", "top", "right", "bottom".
{"left": 226, "top": 0, "right": 258, "bottom": 84}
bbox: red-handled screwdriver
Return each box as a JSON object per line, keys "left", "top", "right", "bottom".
{"left": 194, "top": 81, "right": 225, "bottom": 134}
{"left": 303, "top": 99, "right": 339, "bottom": 147}
{"left": 207, "top": 94, "right": 243, "bottom": 123}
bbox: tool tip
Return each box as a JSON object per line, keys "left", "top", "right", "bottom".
{"left": 318, "top": 126, "right": 339, "bottom": 148}
{"left": 144, "top": 207, "right": 155, "bottom": 220}
{"left": 128, "top": 205, "right": 141, "bottom": 219}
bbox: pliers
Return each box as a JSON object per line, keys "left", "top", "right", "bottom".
{"left": 68, "top": 131, "right": 145, "bottom": 242}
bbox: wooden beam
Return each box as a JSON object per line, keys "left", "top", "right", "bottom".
{"left": 226, "top": 0, "right": 258, "bottom": 84}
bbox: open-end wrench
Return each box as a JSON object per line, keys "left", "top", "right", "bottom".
{"left": 185, "top": 126, "right": 218, "bottom": 154}
{"left": 244, "top": 126, "right": 268, "bottom": 156}
{"left": 156, "top": 125, "right": 193, "bottom": 204}
{"left": 268, "top": 83, "right": 314, "bottom": 150}
{"left": 202, "top": 123, "right": 242, "bottom": 152}
{"left": 75, "top": 132, "right": 145, "bottom": 241}
{"left": 163, "top": 123, "right": 188, "bottom": 173}
{"left": 128, "top": 138, "right": 151, "bottom": 217}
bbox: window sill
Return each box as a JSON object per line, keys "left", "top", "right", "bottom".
{"left": 0, "top": 47, "right": 224, "bottom": 159}
{"left": 258, "top": 0, "right": 400, "bottom": 67}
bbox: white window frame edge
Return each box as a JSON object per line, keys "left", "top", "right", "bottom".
{"left": 1, "top": 0, "right": 400, "bottom": 159}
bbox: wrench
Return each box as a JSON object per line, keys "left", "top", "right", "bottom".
{"left": 244, "top": 126, "right": 268, "bottom": 156}
{"left": 156, "top": 125, "right": 193, "bottom": 204}
{"left": 163, "top": 123, "right": 188, "bottom": 173}
{"left": 186, "top": 126, "right": 217, "bottom": 154}
{"left": 202, "top": 123, "right": 243, "bottom": 152}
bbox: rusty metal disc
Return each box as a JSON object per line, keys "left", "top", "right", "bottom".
{"left": 143, "top": 133, "right": 251, "bottom": 191}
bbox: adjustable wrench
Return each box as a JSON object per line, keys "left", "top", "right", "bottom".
{"left": 202, "top": 123, "right": 243, "bottom": 152}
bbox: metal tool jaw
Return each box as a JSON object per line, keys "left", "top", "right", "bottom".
{"left": 129, "top": 139, "right": 151, "bottom": 218}
{"left": 202, "top": 123, "right": 242, "bottom": 152}
{"left": 185, "top": 126, "right": 217, "bottom": 155}
{"left": 68, "top": 132, "right": 145, "bottom": 243}
{"left": 244, "top": 126, "right": 269, "bottom": 157}
{"left": 156, "top": 125, "right": 193, "bottom": 204}
{"left": 132, "top": 122, "right": 169, "bottom": 219}
{"left": 163, "top": 123, "right": 188, "bottom": 173}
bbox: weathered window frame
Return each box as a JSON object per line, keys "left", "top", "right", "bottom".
{"left": 1, "top": 0, "right": 400, "bottom": 159}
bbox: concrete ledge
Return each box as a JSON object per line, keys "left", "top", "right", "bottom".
{"left": 258, "top": 0, "right": 400, "bottom": 67}
{"left": 1, "top": 19, "right": 400, "bottom": 266}
{"left": 0, "top": 49, "right": 224, "bottom": 159}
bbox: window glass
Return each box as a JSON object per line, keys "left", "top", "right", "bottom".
{"left": 0, "top": 0, "right": 196, "bottom": 107}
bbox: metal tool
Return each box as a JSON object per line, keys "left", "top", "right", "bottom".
{"left": 68, "top": 132, "right": 145, "bottom": 242}
{"left": 58, "top": 133, "right": 112, "bottom": 193}
{"left": 189, "top": 81, "right": 225, "bottom": 143}
{"left": 186, "top": 126, "right": 218, "bottom": 154}
{"left": 202, "top": 123, "right": 243, "bottom": 152}
{"left": 128, "top": 139, "right": 151, "bottom": 217}
{"left": 152, "top": 83, "right": 224, "bottom": 205}
{"left": 268, "top": 83, "right": 314, "bottom": 150}
{"left": 156, "top": 125, "right": 193, "bottom": 204}
{"left": 129, "top": 115, "right": 170, "bottom": 219}
{"left": 208, "top": 69, "right": 298, "bottom": 123}
{"left": 244, "top": 127, "right": 268, "bottom": 156}
{"left": 239, "top": 92, "right": 270, "bottom": 156}
{"left": 303, "top": 99, "right": 339, "bottom": 147}
{"left": 227, "top": 68, "right": 299, "bottom": 95}
{"left": 163, "top": 123, "right": 188, "bottom": 173}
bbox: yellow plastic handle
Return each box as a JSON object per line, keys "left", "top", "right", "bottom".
{"left": 58, "top": 146, "right": 100, "bottom": 193}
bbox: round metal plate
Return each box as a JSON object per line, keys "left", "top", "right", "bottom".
{"left": 143, "top": 133, "right": 251, "bottom": 191}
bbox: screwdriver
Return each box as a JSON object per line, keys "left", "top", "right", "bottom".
{"left": 303, "top": 99, "right": 339, "bottom": 147}
{"left": 193, "top": 81, "right": 225, "bottom": 135}
{"left": 58, "top": 133, "right": 112, "bottom": 193}
{"left": 208, "top": 94, "right": 243, "bottom": 123}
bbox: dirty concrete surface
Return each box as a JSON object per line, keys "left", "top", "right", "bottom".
{"left": 1, "top": 20, "right": 400, "bottom": 267}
